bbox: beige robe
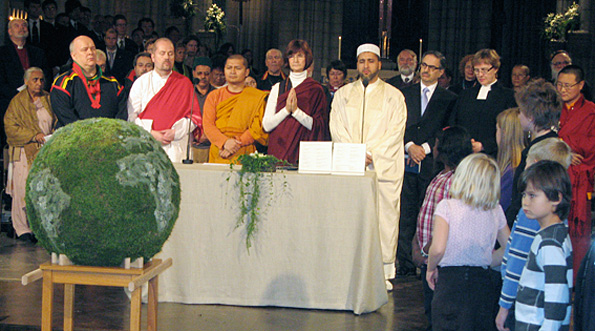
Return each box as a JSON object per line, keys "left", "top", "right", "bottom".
{"left": 330, "top": 79, "right": 407, "bottom": 277}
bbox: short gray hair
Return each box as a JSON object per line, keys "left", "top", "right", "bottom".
{"left": 24, "top": 67, "right": 44, "bottom": 81}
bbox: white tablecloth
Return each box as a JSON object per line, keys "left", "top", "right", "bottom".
{"left": 156, "top": 164, "right": 387, "bottom": 314}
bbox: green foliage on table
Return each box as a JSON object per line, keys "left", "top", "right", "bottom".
{"left": 230, "top": 153, "right": 288, "bottom": 250}
{"left": 26, "top": 118, "right": 180, "bottom": 267}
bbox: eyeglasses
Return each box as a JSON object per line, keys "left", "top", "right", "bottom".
{"left": 420, "top": 62, "right": 442, "bottom": 71}
{"left": 551, "top": 61, "right": 570, "bottom": 67}
{"left": 556, "top": 81, "right": 581, "bottom": 90}
{"left": 473, "top": 66, "right": 494, "bottom": 75}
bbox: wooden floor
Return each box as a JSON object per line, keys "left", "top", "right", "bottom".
{"left": 0, "top": 232, "right": 428, "bottom": 331}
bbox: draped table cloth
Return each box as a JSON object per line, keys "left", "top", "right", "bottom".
{"left": 156, "top": 163, "right": 387, "bottom": 314}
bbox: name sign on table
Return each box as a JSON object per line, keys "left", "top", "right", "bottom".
{"left": 298, "top": 141, "right": 366, "bottom": 176}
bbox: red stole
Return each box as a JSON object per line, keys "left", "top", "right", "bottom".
{"left": 139, "top": 71, "right": 202, "bottom": 136}
{"left": 267, "top": 77, "right": 329, "bottom": 164}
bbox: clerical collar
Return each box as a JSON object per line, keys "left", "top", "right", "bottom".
{"left": 477, "top": 79, "right": 497, "bottom": 100}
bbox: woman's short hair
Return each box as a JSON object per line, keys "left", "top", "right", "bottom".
{"left": 285, "top": 39, "right": 313, "bottom": 70}
{"left": 24, "top": 67, "right": 44, "bottom": 81}
{"left": 450, "top": 153, "right": 501, "bottom": 210}
{"left": 526, "top": 138, "right": 572, "bottom": 170}
{"left": 496, "top": 108, "right": 526, "bottom": 171}
{"left": 515, "top": 78, "right": 561, "bottom": 132}
{"left": 519, "top": 160, "right": 572, "bottom": 219}
{"left": 435, "top": 126, "right": 473, "bottom": 170}
{"left": 326, "top": 60, "right": 347, "bottom": 78}
{"left": 473, "top": 49, "right": 501, "bottom": 70}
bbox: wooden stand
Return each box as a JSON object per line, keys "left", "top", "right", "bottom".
{"left": 24, "top": 258, "right": 172, "bottom": 331}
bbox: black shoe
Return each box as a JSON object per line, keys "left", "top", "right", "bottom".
{"left": 17, "top": 233, "right": 37, "bottom": 244}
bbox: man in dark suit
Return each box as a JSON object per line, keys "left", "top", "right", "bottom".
{"left": 387, "top": 49, "right": 419, "bottom": 90}
{"left": 102, "top": 28, "right": 134, "bottom": 84}
{"left": 397, "top": 51, "right": 457, "bottom": 277}
{"left": 113, "top": 15, "right": 140, "bottom": 54}
{"left": 449, "top": 49, "right": 516, "bottom": 156}
{"left": 0, "top": 18, "right": 49, "bottom": 147}
{"left": 25, "top": 0, "right": 55, "bottom": 52}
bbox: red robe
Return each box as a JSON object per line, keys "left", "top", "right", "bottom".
{"left": 559, "top": 95, "right": 595, "bottom": 279}
{"left": 267, "top": 78, "right": 329, "bottom": 164}
{"left": 139, "top": 71, "right": 202, "bottom": 137}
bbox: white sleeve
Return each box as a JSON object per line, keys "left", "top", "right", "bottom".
{"left": 291, "top": 107, "right": 313, "bottom": 130}
{"left": 127, "top": 79, "right": 145, "bottom": 123}
{"left": 172, "top": 118, "right": 193, "bottom": 141}
{"left": 262, "top": 83, "right": 290, "bottom": 132}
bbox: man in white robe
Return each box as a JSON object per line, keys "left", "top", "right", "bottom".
{"left": 330, "top": 43, "right": 407, "bottom": 291}
{"left": 128, "top": 38, "right": 201, "bottom": 162}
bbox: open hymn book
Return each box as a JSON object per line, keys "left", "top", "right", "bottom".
{"left": 298, "top": 142, "right": 366, "bottom": 176}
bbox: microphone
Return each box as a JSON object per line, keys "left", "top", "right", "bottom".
{"left": 360, "top": 78, "right": 369, "bottom": 144}
{"left": 182, "top": 86, "right": 196, "bottom": 164}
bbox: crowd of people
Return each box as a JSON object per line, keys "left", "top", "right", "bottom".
{"left": 1, "top": 0, "right": 595, "bottom": 330}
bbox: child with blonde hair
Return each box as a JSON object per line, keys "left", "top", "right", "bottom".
{"left": 496, "top": 108, "right": 527, "bottom": 215}
{"left": 427, "top": 153, "right": 510, "bottom": 330}
{"left": 496, "top": 138, "right": 572, "bottom": 331}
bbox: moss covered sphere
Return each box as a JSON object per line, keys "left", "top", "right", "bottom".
{"left": 26, "top": 118, "right": 180, "bottom": 267}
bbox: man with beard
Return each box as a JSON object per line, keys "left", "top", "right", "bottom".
{"left": 192, "top": 57, "right": 216, "bottom": 163}
{"left": 51, "top": 35, "right": 127, "bottom": 127}
{"left": 123, "top": 52, "right": 153, "bottom": 92}
{"left": 0, "top": 18, "right": 49, "bottom": 147}
{"left": 387, "top": 49, "right": 419, "bottom": 90}
{"left": 128, "top": 38, "right": 202, "bottom": 163}
{"left": 330, "top": 43, "right": 407, "bottom": 291}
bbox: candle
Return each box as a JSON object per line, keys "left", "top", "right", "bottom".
{"left": 419, "top": 39, "right": 423, "bottom": 62}
{"left": 338, "top": 36, "right": 342, "bottom": 60}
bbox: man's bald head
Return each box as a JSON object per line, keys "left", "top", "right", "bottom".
{"left": 70, "top": 35, "right": 97, "bottom": 74}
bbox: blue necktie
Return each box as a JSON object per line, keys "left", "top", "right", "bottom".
{"left": 421, "top": 87, "right": 429, "bottom": 116}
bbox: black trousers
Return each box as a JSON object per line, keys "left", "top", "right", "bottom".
{"left": 397, "top": 172, "right": 430, "bottom": 271}
{"left": 431, "top": 266, "right": 500, "bottom": 331}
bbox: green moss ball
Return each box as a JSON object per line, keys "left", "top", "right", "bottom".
{"left": 26, "top": 118, "right": 180, "bottom": 267}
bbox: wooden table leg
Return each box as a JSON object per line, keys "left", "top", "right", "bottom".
{"left": 130, "top": 287, "right": 142, "bottom": 331}
{"left": 41, "top": 271, "right": 53, "bottom": 331}
{"left": 147, "top": 276, "right": 158, "bottom": 331}
{"left": 64, "top": 284, "right": 75, "bottom": 331}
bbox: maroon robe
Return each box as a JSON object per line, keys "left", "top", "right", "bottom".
{"left": 559, "top": 95, "right": 595, "bottom": 280}
{"left": 139, "top": 71, "right": 202, "bottom": 137}
{"left": 267, "top": 78, "right": 328, "bottom": 164}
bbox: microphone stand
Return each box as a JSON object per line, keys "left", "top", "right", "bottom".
{"left": 182, "top": 84, "right": 197, "bottom": 164}
{"left": 360, "top": 78, "right": 369, "bottom": 144}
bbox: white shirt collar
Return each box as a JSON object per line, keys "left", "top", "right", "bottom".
{"left": 151, "top": 69, "right": 172, "bottom": 82}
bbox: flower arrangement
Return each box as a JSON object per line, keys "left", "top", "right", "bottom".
{"left": 204, "top": 4, "right": 227, "bottom": 36}
{"left": 170, "top": 0, "right": 198, "bottom": 19}
{"left": 543, "top": 2, "right": 580, "bottom": 42}
{"left": 229, "top": 153, "right": 288, "bottom": 250}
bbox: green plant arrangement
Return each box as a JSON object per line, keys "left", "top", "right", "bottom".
{"left": 204, "top": 4, "right": 226, "bottom": 47}
{"left": 229, "top": 153, "right": 288, "bottom": 250}
{"left": 26, "top": 118, "right": 181, "bottom": 267}
{"left": 170, "top": 0, "right": 199, "bottom": 34}
{"left": 543, "top": 2, "right": 580, "bottom": 42}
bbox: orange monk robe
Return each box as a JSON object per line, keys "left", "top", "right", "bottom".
{"left": 203, "top": 86, "right": 269, "bottom": 163}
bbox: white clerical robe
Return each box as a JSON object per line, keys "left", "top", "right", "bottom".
{"left": 127, "top": 70, "right": 193, "bottom": 162}
{"left": 330, "top": 78, "right": 407, "bottom": 278}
